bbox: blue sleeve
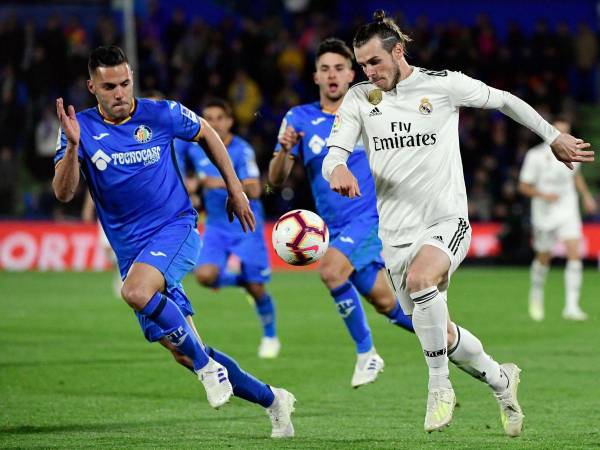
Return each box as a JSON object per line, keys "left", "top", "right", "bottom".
{"left": 167, "top": 100, "right": 202, "bottom": 141}
{"left": 238, "top": 144, "right": 260, "bottom": 181}
{"left": 274, "top": 109, "right": 301, "bottom": 158}
{"left": 54, "top": 127, "right": 84, "bottom": 165}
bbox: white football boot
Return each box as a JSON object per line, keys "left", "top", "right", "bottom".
{"left": 197, "top": 358, "right": 233, "bottom": 409}
{"left": 424, "top": 386, "right": 456, "bottom": 432}
{"left": 528, "top": 298, "right": 544, "bottom": 322}
{"left": 258, "top": 336, "right": 281, "bottom": 359}
{"left": 494, "top": 363, "right": 524, "bottom": 437}
{"left": 562, "top": 307, "right": 588, "bottom": 321}
{"left": 266, "top": 387, "right": 296, "bottom": 438}
{"left": 351, "top": 351, "right": 384, "bottom": 388}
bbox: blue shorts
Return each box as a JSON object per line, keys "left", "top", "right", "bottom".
{"left": 118, "top": 218, "right": 201, "bottom": 342}
{"left": 197, "top": 223, "right": 271, "bottom": 284}
{"left": 330, "top": 216, "right": 385, "bottom": 272}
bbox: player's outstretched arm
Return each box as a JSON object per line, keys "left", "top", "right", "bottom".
{"left": 322, "top": 146, "right": 361, "bottom": 198}
{"left": 268, "top": 126, "right": 302, "bottom": 186}
{"left": 481, "top": 89, "right": 594, "bottom": 169}
{"left": 53, "top": 98, "right": 81, "bottom": 203}
{"left": 197, "top": 118, "right": 255, "bottom": 232}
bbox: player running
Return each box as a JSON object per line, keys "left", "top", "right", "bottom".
{"left": 519, "top": 117, "right": 597, "bottom": 322}
{"left": 174, "top": 99, "right": 280, "bottom": 359}
{"left": 269, "top": 38, "right": 414, "bottom": 389}
{"left": 52, "top": 45, "right": 295, "bottom": 438}
{"left": 323, "top": 11, "right": 594, "bottom": 435}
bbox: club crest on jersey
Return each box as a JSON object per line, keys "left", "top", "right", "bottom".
{"left": 134, "top": 125, "right": 152, "bottom": 143}
{"left": 419, "top": 97, "right": 433, "bottom": 115}
{"left": 332, "top": 113, "right": 341, "bottom": 132}
{"left": 368, "top": 89, "right": 382, "bottom": 105}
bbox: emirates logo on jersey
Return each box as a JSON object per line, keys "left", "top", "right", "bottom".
{"left": 419, "top": 97, "right": 433, "bottom": 115}
{"left": 134, "top": 125, "right": 153, "bottom": 143}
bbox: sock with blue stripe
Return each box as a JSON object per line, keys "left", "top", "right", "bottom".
{"left": 215, "top": 271, "right": 242, "bottom": 288}
{"left": 205, "top": 345, "right": 275, "bottom": 407}
{"left": 331, "top": 281, "right": 373, "bottom": 353}
{"left": 386, "top": 301, "right": 415, "bottom": 332}
{"left": 140, "top": 292, "right": 209, "bottom": 371}
{"left": 255, "top": 293, "right": 276, "bottom": 338}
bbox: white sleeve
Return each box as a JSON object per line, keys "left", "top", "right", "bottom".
{"left": 322, "top": 146, "right": 351, "bottom": 181}
{"left": 326, "top": 88, "right": 362, "bottom": 152}
{"left": 448, "top": 71, "right": 560, "bottom": 145}
{"left": 519, "top": 151, "right": 539, "bottom": 185}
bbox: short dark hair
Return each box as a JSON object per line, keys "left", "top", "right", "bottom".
{"left": 203, "top": 98, "right": 233, "bottom": 117}
{"left": 316, "top": 38, "right": 353, "bottom": 64}
{"left": 88, "top": 45, "right": 128, "bottom": 76}
{"left": 353, "top": 9, "right": 411, "bottom": 52}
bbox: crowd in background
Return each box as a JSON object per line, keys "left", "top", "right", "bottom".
{"left": 0, "top": 5, "right": 598, "bottom": 241}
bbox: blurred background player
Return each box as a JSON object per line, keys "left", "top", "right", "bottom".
{"left": 53, "top": 46, "right": 295, "bottom": 437}
{"left": 175, "top": 99, "right": 280, "bottom": 359}
{"left": 82, "top": 192, "right": 121, "bottom": 297}
{"left": 519, "top": 117, "right": 598, "bottom": 321}
{"left": 269, "top": 38, "right": 414, "bottom": 389}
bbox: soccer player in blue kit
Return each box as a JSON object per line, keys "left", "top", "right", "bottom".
{"left": 174, "top": 99, "right": 280, "bottom": 359}
{"left": 269, "top": 38, "right": 413, "bottom": 388}
{"left": 52, "top": 46, "right": 295, "bottom": 438}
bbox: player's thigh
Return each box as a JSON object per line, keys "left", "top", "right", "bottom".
{"left": 318, "top": 246, "right": 355, "bottom": 287}
{"left": 563, "top": 239, "right": 581, "bottom": 260}
{"left": 406, "top": 245, "right": 452, "bottom": 292}
{"left": 195, "top": 263, "right": 221, "bottom": 285}
{"left": 197, "top": 226, "right": 230, "bottom": 270}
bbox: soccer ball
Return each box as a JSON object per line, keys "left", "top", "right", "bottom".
{"left": 272, "top": 209, "right": 329, "bottom": 266}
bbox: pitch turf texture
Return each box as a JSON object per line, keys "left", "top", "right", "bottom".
{"left": 1, "top": 268, "right": 598, "bottom": 449}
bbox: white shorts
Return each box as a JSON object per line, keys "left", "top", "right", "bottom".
{"left": 533, "top": 219, "right": 582, "bottom": 253}
{"left": 382, "top": 218, "right": 471, "bottom": 315}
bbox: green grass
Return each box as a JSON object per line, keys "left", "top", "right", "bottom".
{"left": 1, "top": 268, "right": 599, "bottom": 449}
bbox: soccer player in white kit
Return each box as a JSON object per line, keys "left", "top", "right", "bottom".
{"left": 322, "top": 10, "right": 594, "bottom": 435}
{"left": 519, "top": 117, "right": 597, "bottom": 322}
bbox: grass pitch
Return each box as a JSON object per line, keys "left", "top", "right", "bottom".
{"left": 1, "top": 267, "right": 599, "bottom": 449}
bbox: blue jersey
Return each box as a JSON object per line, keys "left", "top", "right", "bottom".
{"left": 275, "top": 102, "right": 378, "bottom": 232}
{"left": 174, "top": 135, "right": 264, "bottom": 230}
{"left": 54, "top": 98, "right": 201, "bottom": 260}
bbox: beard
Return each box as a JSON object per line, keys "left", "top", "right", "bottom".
{"left": 383, "top": 65, "right": 401, "bottom": 91}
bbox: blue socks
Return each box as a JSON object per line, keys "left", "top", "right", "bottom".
{"left": 205, "top": 345, "right": 275, "bottom": 407}
{"left": 331, "top": 281, "right": 373, "bottom": 353}
{"left": 254, "top": 293, "right": 276, "bottom": 338}
{"left": 386, "top": 301, "right": 414, "bottom": 332}
{"left": 215, "top": 271, "right": 242, "bottom": 288}
{"left": 140, "top": 292, "right": 209, "bottom": 371}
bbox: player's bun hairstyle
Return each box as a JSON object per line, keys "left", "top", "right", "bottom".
{"left": 353, "top": 9, "right": 412, "bottom": 52}
{"left": 88, "top": 45, "right": 128, "bottom": 76}
{"left": 316, "top": 37, "right": 353, "bottom": 63}
{"left": 203, "top": 98, "right": 233, "bottom": 118}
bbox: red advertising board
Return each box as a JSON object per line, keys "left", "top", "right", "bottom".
{"left": 0, "top": 221, "right": 599, "bottom": 271}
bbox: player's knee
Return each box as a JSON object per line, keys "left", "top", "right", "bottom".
{"left": 246, "top": 283, "right": 265, "bottom": 300}
{"left": 120, "top": 284, "right": 152, "bottom": 310}
{"left": 319, "top": 265, "right": 347, "bottom": 290}
{"left": 536, "top": 253, "right": 551, "bottom": 266}
{"left": 367, "top": 292, "right": 395, "bottom": 314}
{"left": 195, "top": 267, "right": 217, "bottom": 287}
{"left": 405, "top": 269, "right": 438, "bottom": 294}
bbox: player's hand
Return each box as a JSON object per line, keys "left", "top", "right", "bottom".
{"left": 541, "top": 192, "right": 559, "bottom": 203}
{"left": 278, "top": 126, "right": 304, "bottom": 153}
{"left": 56, "top": 98, "right": 80, "bottom": 146}
{"left": 583, "top": 194, "right": 598, "bottom": 215}
{"left": 329, "top": 165, "right": 361, "bottom": 199}
{"left": 226, "top": 188, "right": 256, "bottom": 232}
{"left": 550, "top": 133, "right": 594, "bottom": 170}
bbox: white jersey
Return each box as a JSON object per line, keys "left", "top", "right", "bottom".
{"left": 519, "top": 143, "right": 580, "bottom": 230}
{"left": 327, "top": 67, "right": 559, "bottom": 245}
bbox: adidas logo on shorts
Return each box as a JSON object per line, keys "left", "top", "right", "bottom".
{"left": 432, "top": 235, "right": 444, "bottom": 243}
{"left": 369, "top": 107, "right": 382, "bottom": 117}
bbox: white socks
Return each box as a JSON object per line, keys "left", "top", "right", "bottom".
{"left": 565, "top": 260, "right": 583, "bottom": 312}
{"left": 410, "top": 287, "right": 450, "bottom": 389}
{"left": 530, "top": 259, "right": 549, "bottom": 304}
{"left": 448, "top": 323, "right": 508, "bottom": 392}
